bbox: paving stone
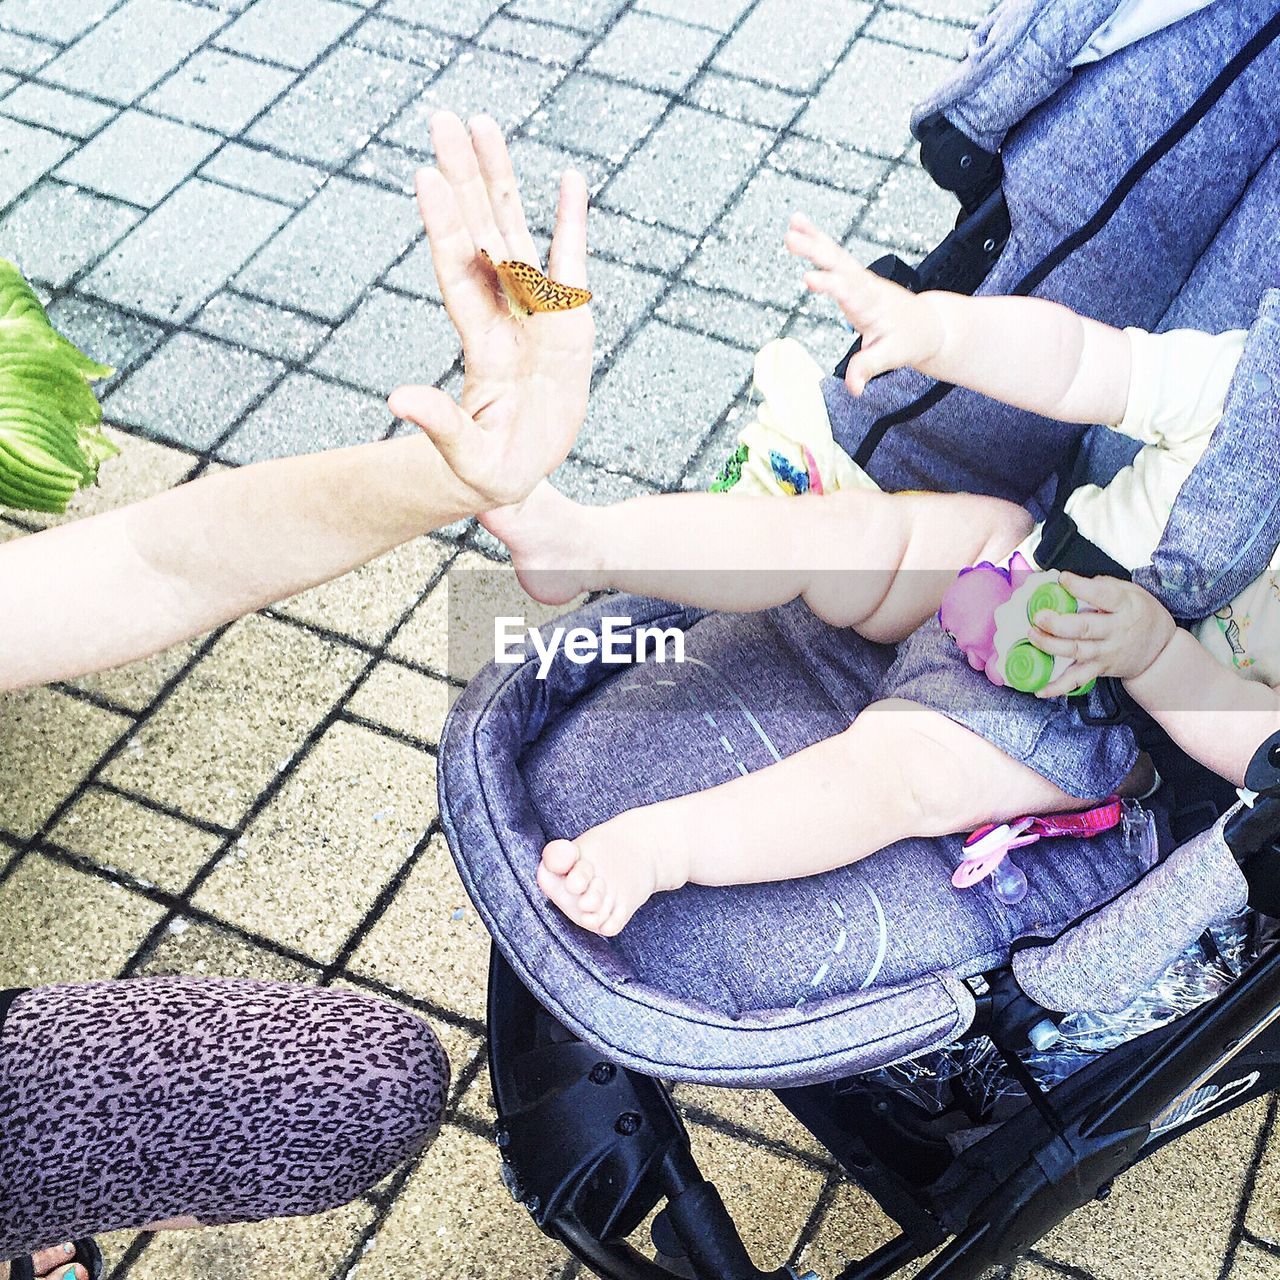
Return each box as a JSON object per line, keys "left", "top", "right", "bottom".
{"left": 200, "top": 140, "right": 325, "bottom": 204}
{"left": 1041, "top": 1097, "right": 1270, "bottom": 1280}
{"left": 218, "top": 370, "right": 389, "bottom": 462}
{"left": 0, "top": 27, "right": 56, "bottom": 73}
{"left": 102, "top": 612, "right": 365, "bottom": 827}
{"left": 658, "top": 281, "right": 785, "bottom": 351}
{"left": 49, "top": 786, "right": 222, "bottom": 893}
{"left": 690, "top": 70, "right": 802, "bottom": 129}
{"left": 0, "top": 180, "right": 140, "bottom": 287}
{"left": 587, "top": 10, "right": 719, "bottom": 94}
{"left": 272, "top": 533, "right": 451, "bottom": 647}
{"left": 800, "top": 38, "right": 954, "bottom": 156}
{"left": 192, "top": 289, "right": 329, "bottom": 360}
{"left": 797, "top": 1178, "right": 903, "bottom": 1278}
{"left": 349, "top": 830, "right": 490, "bottom": 1017}
{"left": 478, "top": 15, "right": 589, "bottom": 66}
{"left": 346, "top": 139, "right": 418, "bottom": 193}
{"left": 383, "top": 237, "right": 441, "bottom": 301}
{"left": 689, "top": 166, "right": 862, "bottom": 309}
{"left": 637, "top": 0, "right": 752, "bottom": 30}
{"left": 507, "top": 136, "right": 610, "bottom": 230}
{"left": 41, "top": 0, "right": 224, "bottom": 105}
{"left": 380, "top": 0, "right": 501, "bottom": 38}
{"left": 584, "top": 254, "right": 667, "bottom": 364}
{"left": 0, "top": 81, "right": 117, "bottom": 136}
{"left": 550, "top": 455, "right": 656, "bottom": 505}
{"left": 384, "top": 47, "right": 562, "bottom": 148}
{"left": 344, "top": 659, "right": 451, "bottom": 745}
{"left": 868, "top": 8, "right": 971, "bottom": 59}
{"left": 82, "top": 178, "right": 290, "bottom": 321}
{"left": 193, "top": 720, "right": 435, "bottom": 961}
{"left": 125, "top": 1198, "right": 375, "bottom": 1280}
{"left": 348, "top": 14, "right": 456, "bottom": 69}
{"left": 236, "top": 174, "right": 418, "bottom": 320}
{"left": 136, "top": 918, "right": 320, "bottom": 981}
{"left": 716, "top": 0, "right": 869, "bottom": 92}
{"left": 1245, "top": 1113, "right": 1280, "bottom": 1244}
{"left": 768, "top": 134, "right": 891, "bottom": 194}
{"left": 0, "top": 0, "right": 116, "bottom": 42}
{"left": 1231, "top": 1244, "right": 1280, "bottom": 1280}
{"left": 0, "top": 686, "right": 129, "bottom": 839}
{"left": 901, "top": 0, "right": 990, "bottom": 22}
{"left": 682, "top": 394, "right": 750, "bottom": 491}
{"left": 69, "top": 636, "right": 203, "bottom": 712}
{"left": 216, "top": 0, "right": 361, "bottom": 70}
{"left": 0, "top": 72, "right": 14, "bottom": 95}
{"left": 526, "top": 71, "right": 668, "bottom": 163}
{"left": 310, "top": 287, "right": 458, "bottom": 393}
{"left": 860, "top": 160, "right": 958, "bottom": 254}
{"left": 105, "top": 331, "right": 283, "bottom": 450}
{"left": 0, "top": 115, "right": 71, "bottom": 211}
{"left": 589, "top": 206, "right": 694, "bottom": 274}
{"left": 0, "top": 854, "right": 165, "bottom": 986}
{"left": 45, "top": 295, "right": 165, "bottom": 393}
{"left": 508, "top": 0, "right": 627, "bottom": 29}
{"left": 602, "top": 105, "right": 771, "bottom": 236}
{"left": 248, "top": 43, "right": 421, "bottom": 167}
{"left": 57, "top": 108, "right": 220, "bottom": 206}
{"left": 576, "top": 320, "right": 748, "bottom": 485}
{"left": 143, "top": 47, "right": 296, "bottom": 133}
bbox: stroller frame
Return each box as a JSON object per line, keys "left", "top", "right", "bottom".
{"left": 473, "top": 21, "right": 1280, "bottom": 1277}
{"left": 486, "top": 732, "right": 1280, "bottom": 1280}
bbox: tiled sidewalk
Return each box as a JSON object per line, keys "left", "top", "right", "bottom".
{"left": 0, "top": 1, "right": 1277, "bottom": 1279}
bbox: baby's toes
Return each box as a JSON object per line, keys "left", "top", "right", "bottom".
{"left": 30, "top": 1246, "right": 86, "bottom": 1280}
{"left": 578, "top": 876, "right": 607, "bottom": 915}
{"left": 541, "top": 839, "right": 580, "bottom": 877}
{"left": 563, "top": 858, "right": 595, "bottom": 897}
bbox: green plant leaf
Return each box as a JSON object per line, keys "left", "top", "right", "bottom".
{"left": 0, "top": 258, "right": 117, "bottom": 514}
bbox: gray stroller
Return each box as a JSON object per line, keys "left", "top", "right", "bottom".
{"left": 439, "top": 2, "right": 1280, "bottom": 1276}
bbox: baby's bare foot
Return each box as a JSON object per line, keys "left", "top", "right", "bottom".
{"left": 537, "top": 819, "right": 690, "bottom": 936}
{"left": 480, "top": 481, "right": 594, "bottom": 605}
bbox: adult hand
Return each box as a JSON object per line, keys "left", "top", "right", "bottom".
{"left": 388, "top": 112, "right": 594, "bottom": 509}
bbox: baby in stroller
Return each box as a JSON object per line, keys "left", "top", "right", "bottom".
{"left": 446, "top": 217, "right": 1277, "bottom": 939}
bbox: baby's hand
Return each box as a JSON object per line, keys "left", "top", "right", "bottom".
{"left": 1028, "top": 572, "right": 1177, "bottom": 698}
{"left": 784, "top": 213, "right": 945, "bottom": 394}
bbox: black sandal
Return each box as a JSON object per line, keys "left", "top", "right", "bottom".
{"left": 9, "top": 1240, "right": 103, "bottom": 1280}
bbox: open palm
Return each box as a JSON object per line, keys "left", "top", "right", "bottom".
{"left": 389, "top": 112, "right": 594, "bottom": 509}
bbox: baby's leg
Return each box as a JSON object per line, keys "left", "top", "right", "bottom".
{"left": 489, "top": 480, "right": 1032, "bottom": 640}
{"left": 540, "top": 697, "right": 1103, "bottom": 936}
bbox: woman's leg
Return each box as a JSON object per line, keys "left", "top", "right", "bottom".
{"left": 539, "top": 696, "right": 1144, "bottom": 936}
{"left": 0, "top": 979, "right": 448, "bottom": 1263}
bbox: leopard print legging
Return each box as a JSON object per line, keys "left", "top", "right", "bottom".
{"left": 0, "top": 978, "right": 449, "bottom": 1261}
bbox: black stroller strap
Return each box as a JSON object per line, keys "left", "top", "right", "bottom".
{"left": 1033, "top": 435, "right": 1132, "bottom": 581}
{"left": 851, "top": 6, "right": 1280, "bottom": 470}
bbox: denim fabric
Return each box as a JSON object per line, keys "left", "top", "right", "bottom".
{"left": 1012, "top": 811, "right": 1247, "bottom": 1014}
{"left": 823, "top": 0, "right": 1280, "bottom": 502}
{"left": 877, "top": 618, "right": 1139, "bottom": 799}
{"left": 439, "top": 597, "right": 1162, "bottom": 1085}
{"left": 1135, "top": 289, "right": 1280, "bottom": 618}
{"left": 911, "top": 0, "right": 1126, "bottom": 153}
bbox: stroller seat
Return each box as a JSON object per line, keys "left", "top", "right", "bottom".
{"left": 441, "top": 593, "right": 1170, "bottom": 1086}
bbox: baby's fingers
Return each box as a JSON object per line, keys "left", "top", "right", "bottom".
{"left": 1038, "top": 661, "right": 1102, "bottom": 699}
{"left": 844, "top": 340, "right": 905, "bottom": 395}
{"left": 1031, "top": 607, "right": 1111, "bottom": 641}
{"left": 1028, "top": 625, "right": 1101, "bottom": 660}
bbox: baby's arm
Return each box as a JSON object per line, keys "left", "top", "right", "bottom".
{"left": 1030, "top": 573, "right": 1280, "bottom": 787}
{"left": 786, "top": 215, "right": 1131, "bottom": 425}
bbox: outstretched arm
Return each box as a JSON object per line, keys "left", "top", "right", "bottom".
{"left": 786, "top": 214, "right": 1132, "bottom": 426}
{"left": 0, "top": 113, "right": 593, "bottom": 691}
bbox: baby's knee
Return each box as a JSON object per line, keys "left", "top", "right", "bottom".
{"left": 974, "top": 497, "right": 1036, "bottom": 564}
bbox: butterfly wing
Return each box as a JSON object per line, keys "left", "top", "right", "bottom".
{"left": 479, "top": 249, "right": 591, "bottom": 316}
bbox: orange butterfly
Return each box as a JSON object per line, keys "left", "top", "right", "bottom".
{"left": 479, "top": 248, "right": 591, "bottom": 317}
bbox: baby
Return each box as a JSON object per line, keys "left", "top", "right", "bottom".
{"left": 468, "top": 215, "right": 1280, "bottom": 937}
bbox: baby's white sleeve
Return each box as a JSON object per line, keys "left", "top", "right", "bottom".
{"left": 1115, "top": 326, "right": 1248, "bottom": 450}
